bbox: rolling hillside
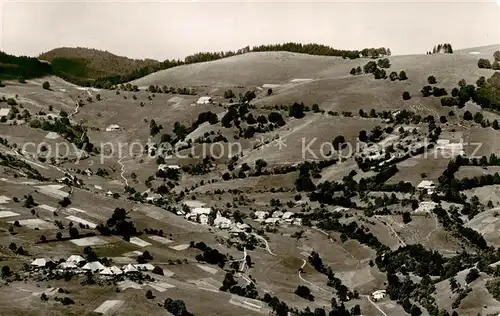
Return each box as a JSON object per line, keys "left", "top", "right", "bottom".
{"left": 38, "top": 47, "right": 160, "bottom": 86}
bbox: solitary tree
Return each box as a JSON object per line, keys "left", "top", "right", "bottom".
{"left": 402, "top": 212, "right": 412, "bottom": 224}
{"left": 402, "top": 91, "right": 411, "bottom": 100}
{"left": 493, "top": 61, "right": 500, "bottom": 70}
{"left": 42, "top": 81, "right": 50, "bottom": 90}
{"left": 478, "top": 58, "right": 492, "bottom": 69}
{"left": 427, "top": 75, "right": 437, "bottom": 84}
{"left": 398, "top": 71, "right": 408, "bottom": 80}
{"left": 494, "top": 50, "right": 500, "bottom": 62}
{"left": 463, "top": 111, "right": 473, "bottom": 121}
{"left": 69, "top": 227, "right": 79, "bottom": 239}
{"left": 389, "top": 71, "right": 398, "bottom": 81}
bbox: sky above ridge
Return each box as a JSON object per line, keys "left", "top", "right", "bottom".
{"left": 1, "top": 0, "right": 499, "bottom": 60}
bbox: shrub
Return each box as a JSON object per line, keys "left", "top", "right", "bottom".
{"left": 363, "top": 61, "right": 378, "bottom": 74}
{"left": 377, "top": 58, "right": 391, "bottom": 69}
{"left": 402, "top": 91, "right": 411, "bottom": 100}
{"left": 145, "top": 290, "right": 154, "bottom": 299}
{"left": 373, "top": 68, "right": 386, "bottom": 79}
{"left": 427, "top": 75, "right": 437, "bottom": 84}
{"left": 398, "top": 71, "right": 408, "bottom": 80}
{"left": 441, "top": 97, "right": 458, "bottom": 107}
{"left": 478, "top": 58, "right": 492, "bottom": 69}
{"left": 389, "top": 72, "right": 398, "bottom": 81}
{"left": 465, "top": 269, "right": 480, "bottom": 284}
{"left": 493, "top": 61, "right": 500, "bottom": 70}
{"left": 267, "top": 88, "right": 273, "bottom": 95}
{"left": 494, "top": 50, "right": 500, "bottom": 62}
{"left": 463, "top": 111, "right": 473, "bottom": 121}
{"left": 294, "top": 285, "right": 314, "bottom": 301}
{"left": 224, "top": 89, "right": 235, "bottom": 99}
{"left": 476, "top": 76, "right": 486, "bottom": 87}
{"left": 59, "top": 197, "right": 71, "bottom": 207}
{"left": 402, "top": 212, "right": 412, "bottom": 224}
{"left": 152, "top": 266, "right": 164, "bottom": 275}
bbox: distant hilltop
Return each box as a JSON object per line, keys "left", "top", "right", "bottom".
{"left": 35, "top": 43, "right": 391, "bottom": 88}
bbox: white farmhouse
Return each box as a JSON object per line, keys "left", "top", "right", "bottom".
{"left": 31, "top": 258, "right": 48, "bottom": 268}
{"left": 417, "top": 180, "right": 435, "bottom": 190}
{"left": 196, "top": 96, "right": 213, "bottom": 105}
{"left": 185, "top": 207, "right": 212, "bottom": 222}
{"left": 0, "top": 108, "right": 11, "bottom": 117}
{"left": 105, "top": 124, "right": 120, "bottom": 132}
{"left": 158, "top": 164, "right": 181, "bottom": 171}
{"left": 371, "top": 289, "right": 386, "bottom": 301}
{"left": 214, "top": 211, "right": 233, "bottom": 229}
{"left": 254, "top": 211, "right": 269, "bottom": 222}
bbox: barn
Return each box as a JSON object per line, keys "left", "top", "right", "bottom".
{"left": 196, "top": 96, "right": 213, "bottom": 105}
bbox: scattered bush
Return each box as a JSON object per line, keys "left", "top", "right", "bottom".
{"left": 478, "top": 58, "right": 492, "bottom": 69}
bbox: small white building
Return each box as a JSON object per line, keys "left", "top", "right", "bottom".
{"left": 196, "top": 96, "right": 213, "bottom": 105}
{"left": 417, "top": 180, "right": 435, "bottom": 191}
{"left": 123, "top": 263, "right": 139, "bottom": 274}
{"left": 99, "top": 267, "right": 115, "bottom": 276}
{"left": 272, "top": 211, "right": 284, "bottom": 218}
{"left": 333, "top": 207, "right": 349, "bottom": 213}
{"left": 158, "top": 164, "right": 181, "bottom": 171}
{"left": 66, "top": 255, "right": 85, "bottom": 264}
{"left": 31, "top": 258, "right": 48, "bottom": 268}
{"left": 372, "top": 290, "right": 386, "bottom": 300}
{"left": 105, "top": 124, "right": 121, "bottom": 132}
{"left": 214, "top": 212, "right": 233, "bottom": 229}
{"left": 199, "top": 214, "right": 209, "bottom": 226}
{"left": 236, "top": 223, "right": 250, "bottom": 230}
{"left": 110, "top": 266, "right": 123, "bottom": 275}
{"left": 58, "top": 262, "right": 78, "bottom": 270}
{"left": 0, "top": 108, "right": 10, "bottom": 117}
{"left": 293, "top": 218, "right": 303, "bottom": 226}
{"left": 82, "top": 261, "right": 105, "bottom": 272}
{"left": 264, "top": 217, "right": 280, "bottom": 225}
{"left": 282, "top": 212, "right": 294, "bottom": 220}
{"left": 254, "top": 211, "right": 269, "bottom": 222}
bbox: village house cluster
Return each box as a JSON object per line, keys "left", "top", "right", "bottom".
{"left": 30, "top": 254, "right": 155, "bottom": 276}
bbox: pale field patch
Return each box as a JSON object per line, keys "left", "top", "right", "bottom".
{"left": 70, "top": 236, "right": 108, "bottom": 246}
{"left": 169, "top": 244, "right": 190, "bottom": 251}
{"left": 8, "top": 218, "right": 56, "bottom": 229}
{"left": 148, "top": 235, "right": 174, "bottom": 244}
{"left": 0, "top": 211, "right": 19, "bottom": 218}
{"left": 128, "top": 237, "right": 152, "bottom": 247}
{"left": 93, "top": 300, "right": 124, "bottom": 315}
